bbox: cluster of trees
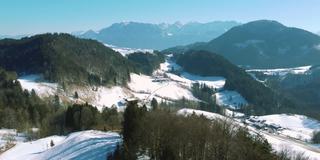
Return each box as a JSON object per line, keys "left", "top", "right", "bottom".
{"left": 249, "top": 67, "right": 320, "bottom": 120}
{"left": 115, "top": 101, "right": 305, "bottom": 160}
{"left": 41, "top": 103, "right": 121, "bottom": 136}
{"left": 0, "top": 68, "right": 52, "bottom": 131}
{"left": 191, "top": 83, "right": 221, "bottom": 113}
{"left": 0, "top": 33, "right": 134, "bottom": 86}
{"left": 127, "top": 51, "right": 165, "bottom": 75}
{"left": 175, "top": 50, "right": 296, "bottom": 115}
{"left": 0, "top": 67, "right": 122, "bottom": 137}
{"left": 312, "top": 131, "right": 320, "bottom": 144}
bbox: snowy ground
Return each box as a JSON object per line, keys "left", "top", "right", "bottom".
{"left": 0, "top": 130, "right": 121, "bottom": 160}
{"left": 128, "top": 73, "right": 198, "bottom": 101}
{"left": 0, "top": 129, "right": 26, "bottom": 151}
{"left": 18, "top": 75, "right": 58, "bottom": 97}
{"left": 252, "top": 114, "right": 320, "bottom": 142}
{"left": 159, "top": 59, "right": 226, "bottom": 89}
{"left": 215, "top": 90, "right": 248, "bottom": 109}
{"left": 246, "top": 65, "right": 312, "bottom": 76}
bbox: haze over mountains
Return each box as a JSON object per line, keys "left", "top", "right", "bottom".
{"left": 77, "top": 21, "right": 240, "bottom": 50}
{"left": 165, "top": 20, "right": 320, "bottom": 69}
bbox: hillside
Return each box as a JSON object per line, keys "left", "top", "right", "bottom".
{"left": 165, "top": 20, "right": 320, "bottom": 68}
{"left": 0, "top": 130, "right": 121, "bottom": 160}
{"left": 0, "top": 68, "right": 53, "bottom": 131}
{"left": 127, "top": 51, "right": 165, "bottom": 75}
{"left": 79, "top": 21, "right": 240, "bottom": 49}
{"left": 0, "top": 33, "right": 134, "bottom": 85}
{"left": 175, "top": 50, "right": 296, "bottom": 115}
{"left": 248, "top": 65, "right": 320, "bottom": 119}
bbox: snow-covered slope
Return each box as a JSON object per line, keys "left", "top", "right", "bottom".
{"left": 215, "top": 90, "right": 248, "bottom": 109}
{"left": 252, "top": 114, "right": 320, "bottom": 141}
{"left": 128, "top": 73, "right": 197, "bottom": 101}
{"left": 0, "top": 130, "right": 121, "bottom": 160}
{"left": 18, "top": 75, "right": 58, "bottom": 97}
{"left": 16, "top": 56, "right": 245, "bottom": 112}
{"left": 0, "top": 129, "right": 26, "bottom": 151}
{"left": 159, "top": 59, "right": 226, "bottom": 89}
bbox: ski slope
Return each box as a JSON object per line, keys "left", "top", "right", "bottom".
{"left": 0, "top": 130, "right": 121, "bottom": 160}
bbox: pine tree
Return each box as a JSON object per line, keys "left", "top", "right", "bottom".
{"left": 74, "top": 91, "right": 79, "bottom": 99}
{"left": 50, "top": 140, "right": 55, "bottom": 147}
{"left": 151, "top": 98, "right": 158, "bottom": 110}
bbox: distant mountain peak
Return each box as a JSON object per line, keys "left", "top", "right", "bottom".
{"left": 78, "top": 21, "right": 240, "bottom": 49}
{"left": 167, "top": 20, "right": 320, "bottom": 68}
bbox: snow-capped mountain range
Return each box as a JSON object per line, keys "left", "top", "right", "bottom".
{"left": 77, "top": 21, "right": 240, "bottom": 49}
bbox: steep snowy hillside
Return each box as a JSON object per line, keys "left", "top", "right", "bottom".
{"left": 0, "top": 130, "right": 121, "bottom": 160}
{"left": 215, "top": 90, "right": 248, "bottom": 109}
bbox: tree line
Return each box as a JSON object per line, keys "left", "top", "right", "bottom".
{"left": 111, "top": 101, "right": 309, "bottom": 160}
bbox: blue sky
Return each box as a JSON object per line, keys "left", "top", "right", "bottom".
{"left": 1, "top": 0, "right": 319, "bottom": 35}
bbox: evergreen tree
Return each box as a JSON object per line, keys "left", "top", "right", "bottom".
{"left": 74, "top": 91, "right": 79, "bottom": 99}
{"left": 50, "top": 140, "right": 55, "bottom": 147}
{"left": 151, "top": 98, "right": 158, "bottom": 110}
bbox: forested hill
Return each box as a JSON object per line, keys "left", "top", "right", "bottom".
{"left": 0, "top": 33, "right": 134, "bottom": 85}
{"left": 165, "top": 20, "right": 320, "bottom": 69}
{"left": 175, "top": 50, "right": 296, "bottom": 115}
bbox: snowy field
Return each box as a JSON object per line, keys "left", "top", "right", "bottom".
{"left": 128, "top": 73, "right": 197, "bottom": 101}
{"left": 0, "top": 130, "right": 121, "bottom": 160}
{"left": 0, "top": 129, "right": 26, "bottom": 151}
{"left": 215, "top": 90, "right": 248, "bottom": 109}
{"left": 247, "top": 65, "right": 312, "bottom": 76}
{"left": 253, "top": 114, "right": 320, "bottom": 141}
{"left": 159, "top": 59, "right": 226, "bottom": 89}
{"left": 18, "top": 75, "right": 58, "bottom": 97}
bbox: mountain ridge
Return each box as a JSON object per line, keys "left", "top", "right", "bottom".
{"left": 78, "top": 21, "right": 241, "bottom": 49}
{"left": 165, "top": 20, "right": 320, "bottom": 69}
